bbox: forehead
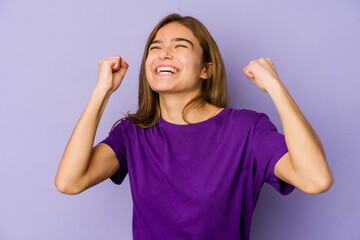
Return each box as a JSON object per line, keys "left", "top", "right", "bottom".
{"left": 154, "top": 22, "right": 198, "bottom": 44}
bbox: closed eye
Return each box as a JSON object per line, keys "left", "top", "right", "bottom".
{"left": 149, "top": 44, "right": 188, "bottom": 51}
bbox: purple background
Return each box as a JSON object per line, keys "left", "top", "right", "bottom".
{"left": 1, "top": 0, "right": 359, "bottom": 239}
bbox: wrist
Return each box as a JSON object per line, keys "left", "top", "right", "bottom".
{"left": 266, "top": 80, "right": 286, "bottom": 96}
{"left": 92, "top": 88, "right": 112, "bottom": 102}
{"left": 93, "top": 87, "right": 112, "bottom": 97}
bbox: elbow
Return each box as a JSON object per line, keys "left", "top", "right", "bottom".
{"left": 304, "top": 174, "right": 334, "bottom": 195}
{"left": 54, "top": 178, "right": 81, "bottom": 195}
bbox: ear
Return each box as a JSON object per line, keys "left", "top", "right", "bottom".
{"left": 200, "top": 62, "right": 213, "bottom": 80}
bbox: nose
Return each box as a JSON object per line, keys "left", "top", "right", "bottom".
{"left": 159, "top": 46, "right": 173, "bottom": 59}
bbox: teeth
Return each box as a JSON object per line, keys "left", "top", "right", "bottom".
{"left": 156, "top": 66, "right": 178, "bottom": 74}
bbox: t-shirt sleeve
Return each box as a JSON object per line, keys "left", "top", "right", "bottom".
{"left": 98, "top": 120, "right": 128, "bottom": 185}
{"left": 252, "top": 113, "right": 295, "bottom": 195}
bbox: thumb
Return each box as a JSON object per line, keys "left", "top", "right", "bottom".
{"left": 118, "top": 59, "right": 129, "bottom": 76}
{"left": 122, "top": 58, "right": 129, "bottom": 69}
{"left": 243, "top": 66, "right": 254, "bottom": 79}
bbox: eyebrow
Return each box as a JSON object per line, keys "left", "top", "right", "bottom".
{"left": 149, "top": 38, "right": 194, "bottom": 47}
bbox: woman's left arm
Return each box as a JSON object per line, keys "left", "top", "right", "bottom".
{"left": 243, "top": 58, "right": 334, "bottom": 195}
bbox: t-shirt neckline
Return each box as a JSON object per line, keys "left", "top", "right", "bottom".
{"left": 159, "top": 108, "right": 229, "bottom": 129}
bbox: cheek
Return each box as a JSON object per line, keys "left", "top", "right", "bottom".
{"left": 145, "top": 58, "right": 153, "bottom": 77}
{"left": 184, "top": 55, "right": 203, "bottom": 74}
{"left": 145, "top": 56, "right": 150, "bottom": 68}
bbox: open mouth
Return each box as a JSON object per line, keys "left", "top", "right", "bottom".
{"left": 155, "top": 66, "right": 180, "bottom": 75}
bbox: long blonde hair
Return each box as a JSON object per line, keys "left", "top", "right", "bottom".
{"left": 111, "top": 13, "right": 228, "bottom": 130}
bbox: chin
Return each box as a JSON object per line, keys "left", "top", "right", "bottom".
{"left": 150, "top": 86, "right": 178, "bottom": 95}
{"left": 148, "top": 78, "right": 180, "bottom": 92}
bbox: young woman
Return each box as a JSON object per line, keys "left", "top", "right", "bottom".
{"left": 55, "top": 13, "right": 333, "bottom": 240}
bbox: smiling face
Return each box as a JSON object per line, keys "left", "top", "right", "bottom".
{"left": 145, "top": 22, "right": 208, "bottom": 95}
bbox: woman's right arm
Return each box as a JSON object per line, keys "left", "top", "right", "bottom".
{"left": 54, "top": 56, "right": 129, "bottom": 195}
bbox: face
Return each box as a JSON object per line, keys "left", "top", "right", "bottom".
{"left": 145, "top": 22, "right": 208, "bottom": 95}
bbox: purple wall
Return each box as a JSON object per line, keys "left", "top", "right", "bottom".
{"left": 1, "top": 0, "right": 359, "bottom": 239}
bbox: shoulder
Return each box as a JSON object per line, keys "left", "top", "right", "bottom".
{"left": 110, "top": 118, "right": 132, "bottom": 133}
{"left": 226, "top": 107, "right": 265, "bottom": 125}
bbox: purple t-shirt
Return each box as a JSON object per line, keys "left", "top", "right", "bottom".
{"left": 99, "top": 107, "right": 295, "bottom": 240}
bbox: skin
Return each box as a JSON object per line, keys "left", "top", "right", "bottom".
{"left": 243, "top": 59, "right": 334, "bottom": 194}
{"left": 144, "top": 22, "right": 334, "bottom": 195}
{"left": 145, "top": 22, "right": 223, "bottom": 125}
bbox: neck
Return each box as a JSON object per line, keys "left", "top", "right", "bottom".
{"left": 159, "top": 92, "right": 220, "bottom": 125}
